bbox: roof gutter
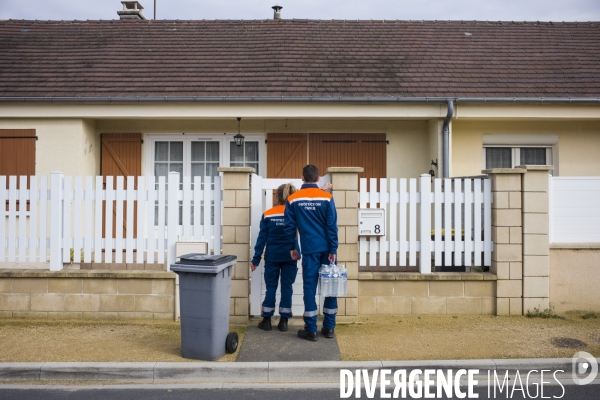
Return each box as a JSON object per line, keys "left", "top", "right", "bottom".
{"left": 0, "top": 96, "right": 600, "bottom": 103}
{"left": 442, "top": 100, "right": 454, "bottom": 179}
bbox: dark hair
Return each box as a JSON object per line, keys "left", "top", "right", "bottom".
{"left": 302, "top": 164, "right": 319, "bottom": 183}
{"left": 276, "top": 183, "right": 297, "bottom": 205}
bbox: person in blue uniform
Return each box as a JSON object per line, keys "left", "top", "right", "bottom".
{"left": 250, "top": 183, "right": 299, "bottom": 332}
{"left": 284, "top": 164, "right": 338, "bottom": 342}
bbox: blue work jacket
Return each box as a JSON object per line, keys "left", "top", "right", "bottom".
{"left": 284, "top": 183, "right": 338, "bottom": 255}
{"left": 252, "top": 205, "right": 298, "bottom": 265}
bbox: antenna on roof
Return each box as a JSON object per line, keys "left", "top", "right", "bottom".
{"left": 154, "top": 0, "right": 156, "bottom": 19}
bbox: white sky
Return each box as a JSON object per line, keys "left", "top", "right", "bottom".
{"left": 1, "top": 0, "right": 600, "bottom": 22}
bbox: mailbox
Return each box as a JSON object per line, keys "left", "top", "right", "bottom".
{"left": 358, "top": 208, "right": 386, "bottom": 236}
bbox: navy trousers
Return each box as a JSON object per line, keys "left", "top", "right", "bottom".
{"left": 261, "top": 261, "right": 298, "bottom": 318}
{"left": 301, "top": 252, "right": 338, "bottom": 332}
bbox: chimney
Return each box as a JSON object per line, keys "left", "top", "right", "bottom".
{"left": 118, "top": 1, "right": 146, "bottom": 20}
{"left": 272, "top": 5, "right": 282, "bottom": 20}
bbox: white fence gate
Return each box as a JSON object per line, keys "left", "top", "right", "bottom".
{"left": 0, "top": 171, "right": 222, "bottom": 270}
{"left": 249, "top": 174, "right": 330, "bottom": 317}
{"left": 550, "top": 176, "right": 600, "bottom": 243}
{"left": 359, "top": 174, "right": 492, "bottom": 273}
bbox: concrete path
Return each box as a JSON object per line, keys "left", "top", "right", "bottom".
{"left": 236, "top": 326, "right": 341, "bottom": 362}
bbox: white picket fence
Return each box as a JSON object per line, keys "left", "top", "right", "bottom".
{"left": 0, "top": 171, "right": 221, "bottom": 270}
{"left": 359, "top": 174, "right": 492, "bottom": 273}
{"left": 550, "top": 176, "right": 600, "bottom": 243}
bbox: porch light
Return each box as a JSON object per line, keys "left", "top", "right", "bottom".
{"left": 234, "top": 117, "right": 245, "bottom": 147}
{"left": 429, "top": 159, "right": 438, "bottom": 178}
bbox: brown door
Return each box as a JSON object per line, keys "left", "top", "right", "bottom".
{"left": 101, "top": 133, "right": 142, "bottom": 238}
{"left": 309, "top": 133, "right": 387, "bottom": 179}
{"left": 266, "top": 133, "right": 308, "bottom": 178}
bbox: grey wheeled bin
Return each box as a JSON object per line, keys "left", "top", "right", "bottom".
{"left": 170, "top": 254, "right": 238, "bottom": 361}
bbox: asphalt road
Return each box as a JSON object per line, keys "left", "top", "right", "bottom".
{"left": 0, "top": 384, "right": 597, "bottom": 400}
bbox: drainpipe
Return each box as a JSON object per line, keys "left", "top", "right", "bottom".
{"left": 442, "top": 99, "right": 454, "bottom": 178}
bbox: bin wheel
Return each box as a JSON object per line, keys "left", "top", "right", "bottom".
{"left": 226, "top": 332, "right": 238, "bottom": 354}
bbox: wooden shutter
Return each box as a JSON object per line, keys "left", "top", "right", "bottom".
{"left": 101, "top": 133, "right": 142, "bottom": 238}
{"left": 1, "top": 129, "right": 36, "bottom": 211}
{"left": 0, "top": 129, "right": 36, "bottom": 188}
{"left": 267, "top": 133, "right": 308, "bottom": 178}
{"left": 309, "top": 133, "right": 387, "bottom": 179}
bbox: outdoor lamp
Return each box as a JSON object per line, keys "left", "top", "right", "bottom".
{"left": 234, "top": 117, "right": 245, "bottom": 147}
{"left": 429, "top": 159, "right": 438, "bottom": 178}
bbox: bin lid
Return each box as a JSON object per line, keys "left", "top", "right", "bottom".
{"left": 170, "top": 253, "right": 237, "bottom": 274}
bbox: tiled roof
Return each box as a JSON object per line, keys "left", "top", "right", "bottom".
{"left": 0, "top": 19, "right": 599, "bottom": 99}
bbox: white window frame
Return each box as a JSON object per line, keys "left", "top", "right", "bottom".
{"left": 144, "top": 133, "right": 266, "bottom": 178}
{"left": 482, "top": 134, "right": 558, "bottom": 175}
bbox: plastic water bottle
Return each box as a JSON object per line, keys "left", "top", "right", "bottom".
{"left": 338, "top": 264, "right": 348, "bottom": 296}
{"left": 319, "top": 264, "right": 331, "bottom": 296}
{"left": 330, "top": 263, "right": 339, "bottom": 297}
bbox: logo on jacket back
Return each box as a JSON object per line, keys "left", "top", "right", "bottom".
{"left": 288, "top": 188, "right": 331, "bottom": 212}
{"left": 297, "top": 202, "right": 321, "bottom": 211}
{"left": 270, "top": 217, "right": 285, "bottom": 226}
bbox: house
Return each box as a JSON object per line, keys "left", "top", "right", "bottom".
{"left": 2, "top": 6, "right": 599, "bottom": 182}
{"left": 0, "top": 4, "right": 598, "bottom": 319}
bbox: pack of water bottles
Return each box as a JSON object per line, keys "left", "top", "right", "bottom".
{"left": 318, "top": 263, "right": 347, "bottom": 297}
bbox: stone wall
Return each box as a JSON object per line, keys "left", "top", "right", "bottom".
{"left": 485, "top": 168, "right": 525, "bottom": 315}
{"left": 219, "top": 167, "right": 254, "bottom": 324}
{"left": 0, "top": 270, "right": 175, "bottom": 319}
{"left": 358, "top": 272, "right": 497, "bottom": 315}
{"left": 549, "top": 247, "right": 600, "bottom": 313}
{"left": 327, "top": 167, "right": 362, "bottom": 323}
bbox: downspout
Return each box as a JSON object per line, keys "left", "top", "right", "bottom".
{"left": 442, "top": 99, "right": 454, "bottom": 178}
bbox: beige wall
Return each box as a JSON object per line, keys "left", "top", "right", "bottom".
{"left": 6, "top": 115, "right": 598, "bottom": 180}
{"left": 82, "top": 119, "right": 100, "bottom": 176}
{"left": 1, "top": 116, "right": 432, "bottom": 180}
{"left": 0, "top": 119, "right": 100, "bottom": 176}
{"left": 428, "top": 120, "right": 442, "bottom": 177}
{"left": 98, "top": 118, "right": 433, "bottom": 179}
{"left": 550, "top": 248, "right": 600, "bottom": 313}
{"left": 452, "top": 120, "right": 600, "bottom": 177}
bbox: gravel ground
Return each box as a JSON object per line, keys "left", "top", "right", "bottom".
{"left": 335, "top": 314, "right": 600, "bottom": 361}
{"left": 0, "top": 319, "right": 245, "bottom": 363}
{"left": 0, "top": 313, "right": 598, "bottom": 362}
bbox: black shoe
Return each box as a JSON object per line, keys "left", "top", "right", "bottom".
{"left": 258, "top": 317, "right": 272, "bottom": 331}
{"left": 278, "top": 317, "right": 288, "bottom": 332}
{"left": 298, "top": 329, "right": 318, "bottom": 342}
{"left": 321, "top": 327, "right": 335, "bottom": 338}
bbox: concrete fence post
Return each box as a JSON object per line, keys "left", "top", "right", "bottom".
{"left": 518, "top": 165, "right": 553, "bottom": 313}
{"left": 482, "top": 167, "right": 526, "bottom": 315}
{"left": 327, "top": 167, "right": 363, "bottom": 323}
{"left": 218, "top": 167, "right": 255, "bottom": 324}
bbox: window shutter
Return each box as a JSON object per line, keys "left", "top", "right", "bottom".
{"left": 309, "top": 133, "right": 387, "bottom": 179}
{"left": 0, "top": 129, "right": 36, "bottom": 188}
{"left": 266, "top": 133, "right": 308, "bottom": 178}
